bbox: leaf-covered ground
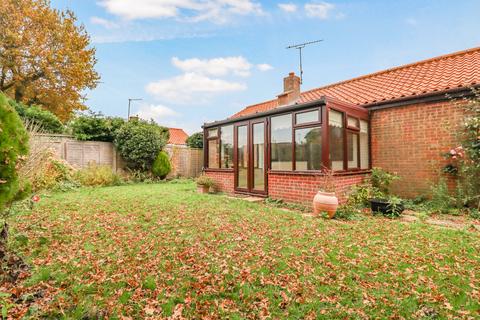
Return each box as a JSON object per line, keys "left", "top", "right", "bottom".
{"left": 5, "top": 181, "right": 480, "bottom": 319}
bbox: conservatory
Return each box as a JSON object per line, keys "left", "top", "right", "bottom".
{"left": 203, "top": 77, "right": 370, "bottom": 203}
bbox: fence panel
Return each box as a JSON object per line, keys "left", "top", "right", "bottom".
{"left": 165, "top": 145, "right": 203, "bottom": 178}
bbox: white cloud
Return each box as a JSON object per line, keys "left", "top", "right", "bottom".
{"left": 146, "top": 72, "right": 246, "bottom": 103}
{"left": 98, "top": 0, "right": 263, "bottom": 23}
{"left": 305, "top": 1, "right": 335, "bottom": 20}
{"left": 90, "top": 16, "right": 119, "bottom": 29}
{"left": 136, "top": 104, "right": 180, "bottom": 123}
{"left": 257, "top": 63, "right": 273, "bottom": 71}
{"left": 278, "top": 3, "right": 297, "bottom": 13}
{"left": 172, "top": 56, "right": 252, "bottom": 77}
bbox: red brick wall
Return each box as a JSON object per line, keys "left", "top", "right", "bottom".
{"left": 205, "top": 169, "right": 367, "bottom": 206}
{"left": 268, "top": 172, "right": 369, "bottom": 205}
{"left": 204, "top": 170, "right": 235, "bottom": 194}
{"left": 371, "top": 100, "right": 465, "bottom": 198}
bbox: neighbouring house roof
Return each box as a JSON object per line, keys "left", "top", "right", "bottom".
{"left": 168, "top": 128, "right": 189, "bottom": 145}
{"left": 232, "top": 46, "right": 480, "bottom": 118}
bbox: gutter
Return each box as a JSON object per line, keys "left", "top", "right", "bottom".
{"left": 203, "top": 97, "right": 327, "bottom": 128}
{"left": 365, "top": 86, "right": 479, "bottom": 111}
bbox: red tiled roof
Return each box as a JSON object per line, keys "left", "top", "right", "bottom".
{"left": 232, "top": 47, "right": 480, "bottom": 118}
{"left": 168, "top": 128, "right": 189, "bottom": 145}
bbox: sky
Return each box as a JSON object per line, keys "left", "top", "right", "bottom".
{"left": 51, "top": 0, "right": 480, "bottom": 134}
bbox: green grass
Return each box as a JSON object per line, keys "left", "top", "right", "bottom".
{"left": 6, "top": 181, "right": 480, "bottom": 319}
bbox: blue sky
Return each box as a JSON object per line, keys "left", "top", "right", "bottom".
{"left": 51, "top": 0, "right": 480, "bottom": 133}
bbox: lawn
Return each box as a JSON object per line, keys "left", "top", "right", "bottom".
{"left": 5, "top": 181, "right": 480, "bottom": 319}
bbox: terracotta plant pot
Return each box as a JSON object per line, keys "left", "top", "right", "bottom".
{"left": 197, "top": 185, "right": 209, "bottom": 194}
{"left": 313, "top": 191, "right": 339, "bottom": 218}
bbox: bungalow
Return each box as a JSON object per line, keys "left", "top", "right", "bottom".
{"left": 202, "top": 47, "right": 480, "bottom": 205}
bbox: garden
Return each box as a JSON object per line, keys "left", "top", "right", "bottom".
{"left": 1, "top": 88, "right": 480, "bottom": 319}
{"left": 2, "top": 181, "right": 480, "bottom": 318}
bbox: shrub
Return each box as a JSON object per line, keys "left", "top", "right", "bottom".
{"left": 347, "top": 183, "right": 385, "bottom": 207}
{"left": 442, "top": 92, "right": 480, "bottom": 209}
{"left": 69, "top": 112, "right": 125, "bottom": 142}
{"left": 26, "top": 151, "right": 78, "bottom": 192}
{"left": 11, "top": 100, "right": 64, "bottom": 133}
{"left": 0, "top": 93, "right": 30, "bottom": 212}
{"left": 196, "top": 175, "right": 215, "bottom": 187}
{"left": 429, "top": 178, "right": 458, "bottom": 214}
{"left": 114, "top": 120, "right": 169, "bottom": 171}
{"left": 152, "top": 151, "right": 171, "bottom": 179}
{"left": 186, "top": 132, "right": 203, "bottom": 149}
{"left": 75, "top": 164, "right": 123, "bottom": 187}
{"left": 371, "top": 167, "right": 400, "bottom": 195}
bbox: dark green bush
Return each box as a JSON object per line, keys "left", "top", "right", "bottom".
{"left": 69, "top": 112, "right": 125, "bottom": 142}
{"left": 186, "top": 132, "right": 203, "bottom": 149}
{"left": 114, "top": 120, "right": 169, "bottom": 171}
{"left": 11, "top": 99, "right": 64, "bottom": 133}
{"left": 0, "top": 93, "right": 30, "bottom": 212}
{"left": 152, "top": 151, "right": 171, "bottom": 179}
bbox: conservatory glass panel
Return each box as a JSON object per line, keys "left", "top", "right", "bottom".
{"left": 271, "top": 114, "right": 293, "bottom": 170}
{"left": 329, "top": 110, "right": 344, "bottom": 171}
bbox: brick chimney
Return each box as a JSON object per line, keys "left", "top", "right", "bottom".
{"left": 277, "top": 72, "right": 301, "bottom": 106}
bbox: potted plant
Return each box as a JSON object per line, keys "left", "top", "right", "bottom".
{"left": 368, "top": 168, "right": 404, "bottom": 217}
{"left": 196, "top": 175, "right": 214, "bottom": 194}
{"left": 370, "top": 196, "right": 405, "bottom": 217}
{"left": 313, "top": 167, "right": 339, "bottom": 218}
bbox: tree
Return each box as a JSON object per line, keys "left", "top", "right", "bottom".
{"left": 114, "top": 120, "right": 169, "bottom": 171}
{"left": 0, "top": 0, "right": 99, "bottom": 121}
{"left": 0, "top": 93, "right": 29, "bottom": 213}
{"left": 69, "top": 112, "right": 125, "bottom": 142}
{"left": 187, "top": 132, "right": 204, "bottom": 149}
{"left": 152, "top": 151, "right": 171, "bottom": 179}
{"left": 11, "top": 99, "right": 64, "bottom": 133}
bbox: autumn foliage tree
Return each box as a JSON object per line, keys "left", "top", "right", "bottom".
{"left": 0, "top": 0, "right": 99, "bottom": 121}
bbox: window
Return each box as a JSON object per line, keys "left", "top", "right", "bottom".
{"left": 208, "top": 128, "right": 218, "bottom": 138}
{"left": 347, "top": 132, "right": 359, "bottom": 169}
{"left": 208, "top": 139, "right": 219, "bottom": 168}
{"left": 347, "top": 116, "right": 359, "bottom": 129}
{"left": 329, "top": 110, "right": 344, "bottom": 171}
{"left": 360, "top": 120, "right": 369, "bottom": 169}
{"left": 220, "top": 125, "right": 233, "bottom": 168}
{"left": 296, "top": 109, "right": 319, "bottom": 125}
{"left": 295, "top": 127, "right": 322, "bottom": 170}
{"left": 237, "top": 125, "right": 248, "bottom": 188}
{"left": 271, "top": 114, "right": 293, "bottom": 170}
{"left": 253, "top": 123, "right": 265, "bottom": 190}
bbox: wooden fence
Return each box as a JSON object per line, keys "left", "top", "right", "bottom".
{"left": 164, "top": 144, "right": 203, "bottom": 178}
{"left": 32, "top": 134, "right": 203, "bottom": 178}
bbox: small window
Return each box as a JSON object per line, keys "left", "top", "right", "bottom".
{"left": 347, "top": 132, "right": 359, "bottom": 169}
{"left": 271, "top": 114, "right": 293, "bottom": 170}
{"left": 329, "top": 110, "right": 344, "bottom": 171}
{"left": 347, "top": 116, "right": 359, "bottom": 129}
{"left": 220, "top": 125, "right": 233, "bottom": 168}
{"left": 296, "top": 109, "right": 319, "bottom": 125}
{"left": 360, "top": 120, "right": 369, "bottom": 169}
{"left": 208, "top": 139, "right": 219, "bottom": 168}
{"left": 295, "top": 127, "right": 322, "bottom": 170}
{"left": 208, "top": 128, "right": 218, "bottom": 138}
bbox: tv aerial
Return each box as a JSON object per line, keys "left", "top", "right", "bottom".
{"left": 286, "top": 39, "right": 323, "bottom": 84}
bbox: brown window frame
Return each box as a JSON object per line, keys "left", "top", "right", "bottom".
{"left": 327, "top": 103, "right": 369, "bottom": 172}
{"left": 205, "top": 99, "right": 371, "bottom": 174}
{"left": 270, "top": 106, "right": 323, "bottom": 172}
{"left": 205, "top": 127, "right": 220, "bottom": 169}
